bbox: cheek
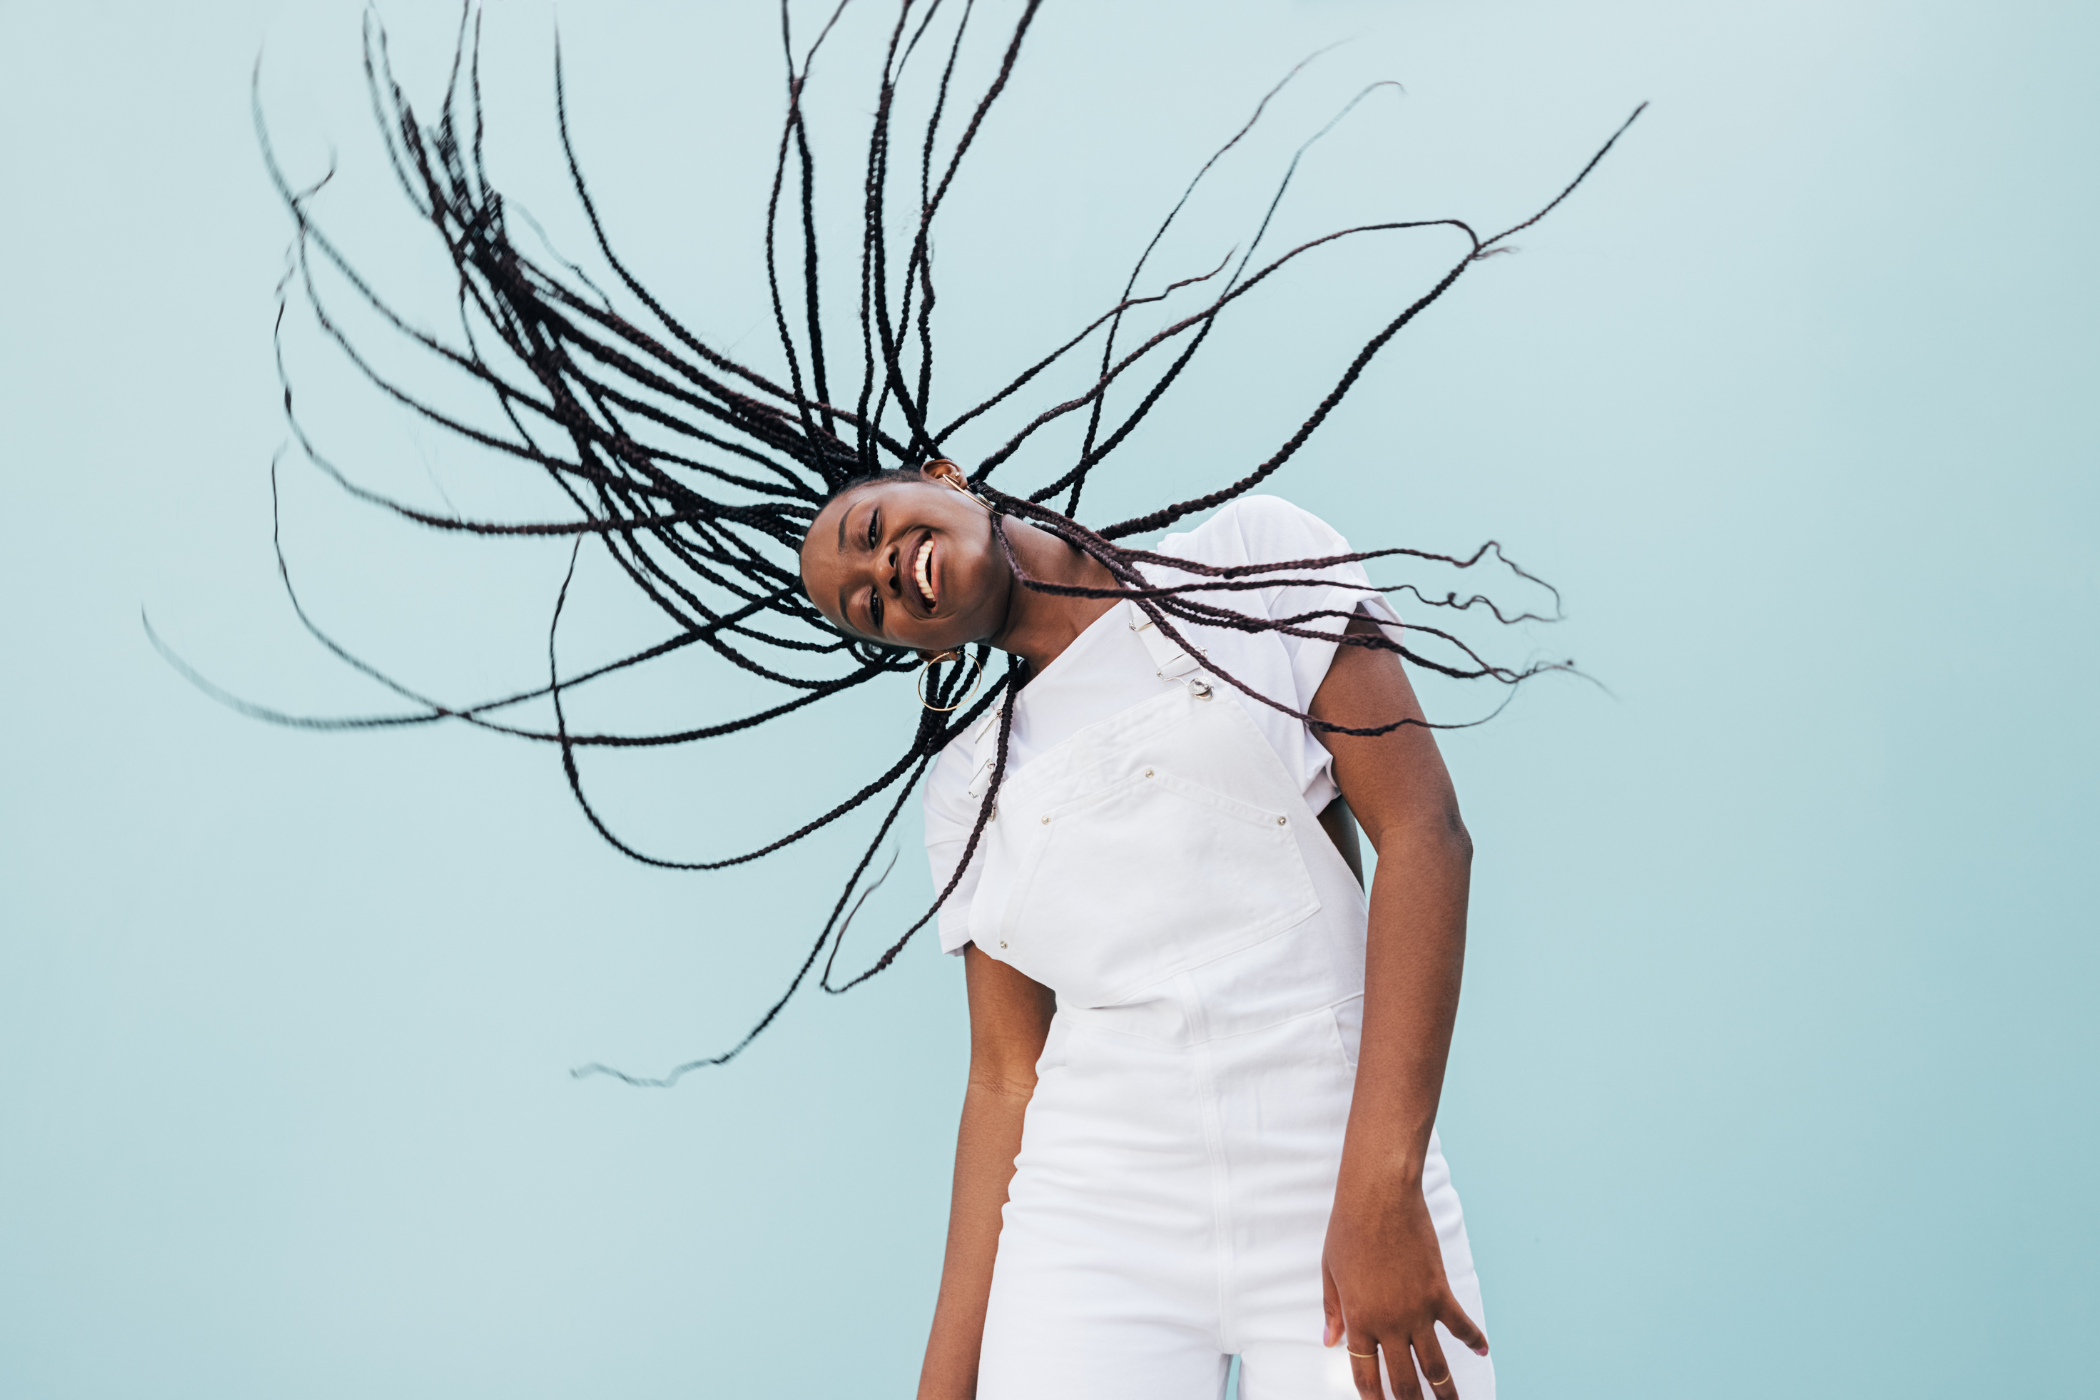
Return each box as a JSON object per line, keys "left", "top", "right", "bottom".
{"left": 951, "top": 538, "right": 1003, "bottom": 606}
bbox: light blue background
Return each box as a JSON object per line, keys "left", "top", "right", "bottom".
{"left": 2, "top": 1, "right": 2093, "bottom": 1396}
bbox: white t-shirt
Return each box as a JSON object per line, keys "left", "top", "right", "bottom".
{"left": 922, "top": 495, "right": 1400, "bottom": 955}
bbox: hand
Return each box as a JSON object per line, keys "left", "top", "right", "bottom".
{"left": 1321, "top": 1172, "right": 1488, "bottom": 1400}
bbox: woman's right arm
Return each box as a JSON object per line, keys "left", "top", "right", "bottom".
{"left": 917, "top": 944, "right": 1057, "bottom": 1400}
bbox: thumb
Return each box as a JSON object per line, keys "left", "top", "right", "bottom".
{"left": 1439, "top": 1290, "right": 1490, "bottom": 1358}
{"left": 1322, "top": 1263, "right": 1343, "bottom": 1347}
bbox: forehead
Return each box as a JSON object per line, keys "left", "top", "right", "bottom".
{"left": 800, "top": 481, "right": 874, "bottom": 567}
{"left": 797, "top": 482, "right": 878, "bottom": 624}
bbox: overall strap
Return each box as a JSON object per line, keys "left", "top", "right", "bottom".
{"left": 1126, "top": 601, "right": 1213, "bottom": 695}
{"left": 964, "top": 701, "right": 1002, "bottom": 799}
{"left": 965, "top": 599, "right": 1215, "bottom": 802}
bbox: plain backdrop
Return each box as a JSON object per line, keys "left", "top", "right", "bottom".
{"left": 2, "top": 1, "right": 2094, "bottom": 1397}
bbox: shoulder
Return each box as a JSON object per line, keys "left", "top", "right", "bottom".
{"left": 1157, "top": 494, "right": 1351, "bottom": 568}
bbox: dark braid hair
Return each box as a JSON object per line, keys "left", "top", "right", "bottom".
{"left": 164, "top": 0, "right": 1643, "bottom": 1086}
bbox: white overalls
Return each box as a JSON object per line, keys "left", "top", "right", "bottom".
{"left": 959, "top": 602, "right": 1493, "bottom": 1400}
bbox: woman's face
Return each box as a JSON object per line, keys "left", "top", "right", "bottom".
{"left": 799, "top": 466, "right": 1011, "bottom": 653}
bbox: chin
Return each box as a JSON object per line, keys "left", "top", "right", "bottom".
{"left": 924, "top": 560, "right": 998, "bottom": 642}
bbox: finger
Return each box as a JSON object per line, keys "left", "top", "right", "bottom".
{"left": 1345, "top": 1333, "right": 1386, "bottom": 1400}
{"left": 1322, "top": 1266, "right": 1343, "bottom": 1348}
{"left": 1412, "top": 1329, "right": 1459, "bottom": 1400}
{"left": 1382, "top": 1338, "right": 1426, "bottom": 1400}
{"left": 1437, "top": 1291, "right": 1490, "bottom": 1358}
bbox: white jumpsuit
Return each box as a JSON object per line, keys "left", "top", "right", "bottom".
{"left": 923, "top": 499, "right": 1492, "bottom": 1400}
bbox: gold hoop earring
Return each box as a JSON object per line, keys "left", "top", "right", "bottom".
{"left": 916, "top": 650, "right": 984, "bottom": 712}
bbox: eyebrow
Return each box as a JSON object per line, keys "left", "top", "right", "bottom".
{"left": 833, "top": 500, "right": 859, "bottom": 635}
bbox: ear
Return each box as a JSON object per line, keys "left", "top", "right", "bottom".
{"left": 921, "top": 457, "right": 968, "bottom": 491}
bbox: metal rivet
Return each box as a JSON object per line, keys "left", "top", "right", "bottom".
{"left": 1041, "top": 815, "right": 1051, "bottom": 825}
{"left": 998, "top": 940, "right": 1009, "bottom": 949}
{"left": 1143, "top": 768, "right": 1154, "bottom": 778}
{"left": 1277, "top": 816, "right": 1288, "bottom": 826}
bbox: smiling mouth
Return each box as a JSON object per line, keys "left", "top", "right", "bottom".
{"left": 913, "top": 536, "right": 937, "bottom": 609}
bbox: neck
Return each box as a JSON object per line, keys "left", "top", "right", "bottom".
{"left": 986, "top": 516, "right": 1120, "bottom": 676}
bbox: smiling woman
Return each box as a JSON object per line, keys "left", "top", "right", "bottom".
{"left": 798, "top": 454, "right": 1510, "bottom": 1400}
{"left": 191, "top": 2, "right": 1643, "bottom": 1396}
{"left": 801, "top": 463, "right": 1027, "bottom": 652}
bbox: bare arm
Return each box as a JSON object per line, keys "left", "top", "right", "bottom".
{"left": 1310, "top": 611, "right": 1489, "bottom": 1400}
{"left": 918, "top": 945, "right": 1057, "bottom": 1400}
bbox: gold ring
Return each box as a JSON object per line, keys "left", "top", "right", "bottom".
{"left": 1423, "top": 1374, "right": 1453, "bottom": 1389}
{"left": 1347, "top": 1348, "right": 1376, "bottom": 1359}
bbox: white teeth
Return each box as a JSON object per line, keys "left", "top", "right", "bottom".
{"left": 914, "top": 538, "right": 936, "bottom": 606}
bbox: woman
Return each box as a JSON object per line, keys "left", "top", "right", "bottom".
{"left": 211, "top": 6, "right": 1637, "bottom": 1397}
{"left": 801, "top": 461, "right": 1490, "bottom": 1399}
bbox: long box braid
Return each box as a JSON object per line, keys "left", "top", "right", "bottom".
{"left": 163, "top": 0, "right": 1643, "bottom": 1084}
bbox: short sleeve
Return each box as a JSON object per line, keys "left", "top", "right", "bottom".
{"left": 1167, "top": 494, "right": 1400, "bottom": 713}
{"left": 1150, "top": 495, "right": 1401, "bottom": 814}
{"left": 921, "top": 734, "right": 987, "bottom": 955}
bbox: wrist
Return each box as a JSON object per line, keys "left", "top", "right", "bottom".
{"left": 1337, "top": 1141, "right": 1426, "bottom": 1195}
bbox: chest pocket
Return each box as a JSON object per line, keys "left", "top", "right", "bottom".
{"left": 993, "top": 763, "right": 1320, "bottom": 1007}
